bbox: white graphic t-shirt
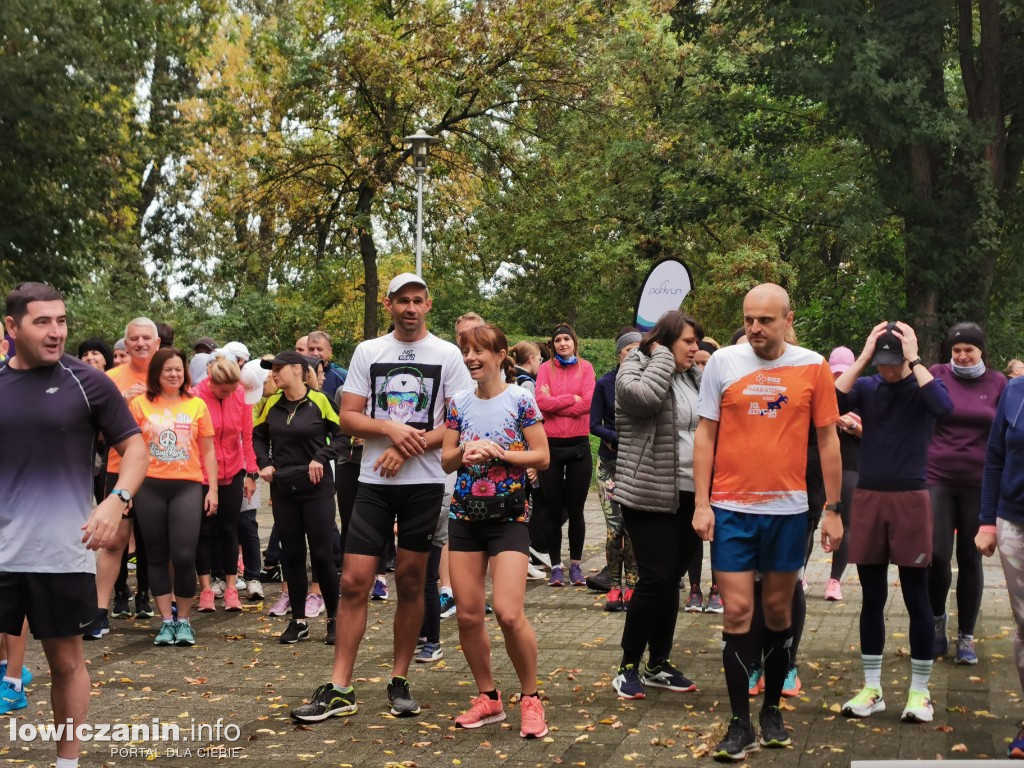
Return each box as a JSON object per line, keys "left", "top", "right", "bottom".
{"left": 344, "top": 332, "right": 473, "bottom": 485}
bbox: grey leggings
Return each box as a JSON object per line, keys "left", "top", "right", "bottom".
{"left": 998, "top": 518, "right": 1024, "bottom": 693}
{"left": 135, "top": 478, "right": 203, "bottom": 599}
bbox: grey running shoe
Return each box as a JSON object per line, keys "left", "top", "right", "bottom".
{"left": 292, "top": 683, "right": 357, "bottom": 722}
{"left": 387, "top": 676, "right": 421, "bottom": 717}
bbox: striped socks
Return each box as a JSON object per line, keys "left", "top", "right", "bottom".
{"left": 862, "top": 654, "right": 883, "bottom": 689}
{"left": 910, "top": 658, "right": 933, "bottom": 692}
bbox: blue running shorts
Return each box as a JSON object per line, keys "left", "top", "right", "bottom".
{"left": 710, "top": 507, "right": 808, "bottom": 574}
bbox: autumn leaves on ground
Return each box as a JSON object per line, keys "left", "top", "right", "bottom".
{"left": 3, "top": 496, "right": 1020, "bottom": 767}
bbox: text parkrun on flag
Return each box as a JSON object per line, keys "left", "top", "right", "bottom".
{"left": 8, "top": 718, "right": 242, "bottom": 759}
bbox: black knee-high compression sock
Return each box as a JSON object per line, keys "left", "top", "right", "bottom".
{"left": 722, "top": 632, "right": 753, "bottom": 723}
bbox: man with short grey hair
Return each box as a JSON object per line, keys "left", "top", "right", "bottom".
{"left": 86, "top": 317, "right": 160, "bottom": 636}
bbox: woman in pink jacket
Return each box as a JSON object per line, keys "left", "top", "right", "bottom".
{"left": 194, "top": 354, "right": 259, "bottom": 611}
{"left": 535, "top": 323, "right": 596, "bottom": 586}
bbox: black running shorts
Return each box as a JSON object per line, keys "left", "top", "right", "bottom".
{"left": 448, "top": 518, "right": 530, "bottom": 557}
{"left": 344, "top": 483, "right": 444, "bottom": 555}
{"left": 0, "top": 572, "right": 98, "bottom": 639}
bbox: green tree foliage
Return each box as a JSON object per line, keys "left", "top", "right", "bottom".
{"left": 5, "top": 0, "right": 1024, "bottom": 368}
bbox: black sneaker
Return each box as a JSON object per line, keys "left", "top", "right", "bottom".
{"left": 759, "top": 705, "right": 791, "bottom": 747}
{"left": 260, "top": 563, "right": 284, "bottom": 583}
{"left": 82, "top": 609, "right": 109, "bottom": 640}
{"left": 111, "top": 594, "right": 132, "bottom": 619}
{"left": 325, "top": 619, "right": 336, "bottom": 646}
{"left": 291, "top": 683, "right": 357, "bottom": 722}
{"left": 713, "top": 717, "right": 759, "bottom": 762}
{"left": 279, "top": 619, "right": 310, "bottom": 644}
{"left": 135, "top": 595, "right": 155, "bottom": 619}
{"left": 642, "top": 659, "right": 697, "bottom": 692}
{"left": 387, "top": 676, "right": 421, "bottom": 717}
{"left": 585, "top": 565, "right": 611, "bottom": 593}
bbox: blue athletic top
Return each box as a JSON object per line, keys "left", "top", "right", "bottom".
{"left": 981, "top": 377, "right": 1024, "bottom": 526}
{"left": 837, "top": 373, "right": 952, "bottom": 490}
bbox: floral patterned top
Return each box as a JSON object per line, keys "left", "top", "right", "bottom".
{"left": 446, "top": 384, "right": 543, "bottom": 522}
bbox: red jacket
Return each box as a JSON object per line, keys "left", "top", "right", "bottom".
{"left": 535, "top": 358, "right": 596, "bottom": 439}
{"left": 194, "top": 378, "right": 258, "bottom": 485}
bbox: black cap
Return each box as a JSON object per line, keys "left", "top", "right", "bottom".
{"left": 871, "top": 323, "right": 905, "bottom": 367}
{"left": 193, "top": 336, "right": 217, "bottom": 353}
{"left": 260, "top": 350, "right": 310, "bottom": 370}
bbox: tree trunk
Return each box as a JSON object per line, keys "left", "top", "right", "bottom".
{"left": 357, "top": 181, "right": 378, "bottom": 341}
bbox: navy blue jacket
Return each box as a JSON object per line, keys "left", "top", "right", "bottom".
{"left": 590, "top": 368, "right": 618, "bottom": 461}
{"left": 837, "top": 373, "right": 952, "bottom": 490}
{"left": 981, "top": 377, "right": 1024, "bottom": 526}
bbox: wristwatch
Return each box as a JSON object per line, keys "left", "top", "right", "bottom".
{"left": 824, "top": 501, "right": 843, "bottom": 514}
{"left": 247, "top": 471, "right": 260, "bottom": 481}
{"left": 909, "top": 358, "right": 924, "bottom": 369}
{"left": 110, "top": 488, "right": 132, "bottom": 506}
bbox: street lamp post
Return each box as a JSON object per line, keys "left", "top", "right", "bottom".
{"left": 403, "top": 129, "right": 441, "bottom": 278}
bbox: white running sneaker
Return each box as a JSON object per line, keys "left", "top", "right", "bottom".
{"left": 526, "top": 563, "right": 547, "bottom": 581}
{"left": 841, "top": 686, "right": 886, "bottom": 718}
{"left": 901, "top": 689, "right": 933, "bottom": 723}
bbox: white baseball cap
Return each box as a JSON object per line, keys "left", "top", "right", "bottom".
{"left": 223, "top": 341, "right": 250, "bottom": 363}
{"left": 386, "top": 272, "right": 428, "bottom": 296}
{"left": 240, "top": 360, "right": 269, "bottom": 405}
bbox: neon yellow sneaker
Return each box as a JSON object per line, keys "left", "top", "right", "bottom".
{"left": 901, "top": 688, "right": 933, "bottom": 723}
{"left": 841, "top": 685, "right": 885, "bottom": 718}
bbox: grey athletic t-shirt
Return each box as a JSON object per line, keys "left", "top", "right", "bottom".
{"left": 0, "top": 354, "right": 140, "bottom": 573}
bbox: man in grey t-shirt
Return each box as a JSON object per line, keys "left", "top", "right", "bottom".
{"left": 0, "top": 282, "right": 147, "bottom": 768}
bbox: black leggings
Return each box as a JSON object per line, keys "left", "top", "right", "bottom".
{"left": 135, "top": 478, "right": 203, "bottom": 599}
{"left": 928, "top": 484, "right": 983, "bottom": 634}
{"left": 620, "top": 494, "right": 701, "bottom": 666}
{"left": 273, "top": 490, "right": 339, "bottom": 620}
{"left": 830, "top": 469, "right": 857, "bottom": 580}
{"left": 196, "top": 471, "right": 244, "bottom": 578}
{"left": 237, "top": 507, "right": 262, "bottom": 581}
{"left": 541, "top": 437, "right": 591, "bottom": 564}
{"left": 420, "top": 544, "right": 442, "bottom": 643}
{"left": 109, "top": 472, "right": 149, "bottom": 599}
{"left": 858, "top": 563, "right": 932, "bottom": 659}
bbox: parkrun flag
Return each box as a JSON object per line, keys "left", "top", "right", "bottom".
{"left": 634, "top": 258, "right": 694, "bottom": 332}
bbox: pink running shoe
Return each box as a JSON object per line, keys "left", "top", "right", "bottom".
{"left": 824, "top": 578, "right": 843, "bottom": 602}
{"left": 223, "top": 587, "right": 243, "bottom": 612}
{"left": 198, "top": 588, "right": 216, "bottom": 613}
{"left": 268, "top": 591, "right": 291, "bottom": 617}
{"left": 519, "top": 694, "right": 548, "bottom": 739}
{"left": 305, "top": 593, "right": 325, "bottom": 617}
{"left": 455, "top": 692, "right": 505, "bottom": 729}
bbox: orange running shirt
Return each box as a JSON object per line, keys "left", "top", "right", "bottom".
{"left": 106, "top": 363, "right": 148, "bottom": 475}
{"left": 697, "top": 344, "right": 838, "bottom": 515}
{"left": 128, "top": 394, "right": 214, "bottom": 482}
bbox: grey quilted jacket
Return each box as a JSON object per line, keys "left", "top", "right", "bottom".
{"left": 613, "top": 346, "right": 701, "bottom": 513}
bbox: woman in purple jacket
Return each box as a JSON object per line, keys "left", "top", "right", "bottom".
{"left": 927, "top": 323, "right": 1006, "bottom": 664}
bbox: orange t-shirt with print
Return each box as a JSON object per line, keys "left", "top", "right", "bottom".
{"left": 106, "top": 363, "right": 148, "bottom": 475}
{"left": 128, "top": 394, "right": 214, "bottom": 483}
{"left": 697, "top": 343, "right": 839, "bottom": 515}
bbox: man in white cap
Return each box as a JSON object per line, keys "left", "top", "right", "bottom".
{"left": 292, "top": 272, "right": 472, "bottom": 723}
{"left": 223, "top": 341, "right": 250, "bottom": 366}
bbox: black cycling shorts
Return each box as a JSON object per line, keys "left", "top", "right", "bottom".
{"left": 344, "top": 483, "right": 444, "bottom": 555}
{"left": 0, "top": 571, "right": 98, "bottom": 640}
{"left": 448, "top": 518, "right": 530, "bottom": 557}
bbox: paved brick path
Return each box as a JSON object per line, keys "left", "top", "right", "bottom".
{"left": 4, "top": 491, "right": 1022, "bottom": 767}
